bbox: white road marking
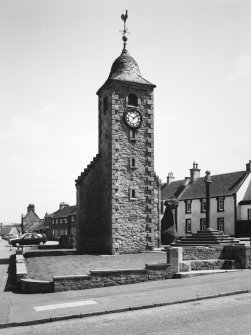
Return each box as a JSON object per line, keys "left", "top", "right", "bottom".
{"left": 34, "top": 300, "right": 98, "bottom": 311}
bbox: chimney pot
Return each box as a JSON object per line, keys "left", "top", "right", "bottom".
{"left": 190, "top": 162, "right": 201, "bottom": 182}
{"left": 59, "top": 202, "right": 69, "bottom": 210}
{"left": 166, "top": 171, "right": 175, "bottom": 185}
{"left": 27, "top": 204, "right": 35, "bottom": 213}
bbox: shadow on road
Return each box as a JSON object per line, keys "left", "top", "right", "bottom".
{"left": 4, "top": 254, "right": 18, "bottom": 293}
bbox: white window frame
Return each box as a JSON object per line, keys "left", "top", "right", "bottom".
{"left": 186, "top": 200, "right": 192, "bottom": 213}
{"left": 217, "top": 218, "right": 224, "bottom": 232}
{"left": 185, "top": 219, "right": 192, "bottom": 233}
{"left": 200, "top": 218, "right": 207, "bottom": 231}
{"left": 218, "top": 197, "right": 224, "bottom": 212}
{"left": 201, "top": 199, "right": 207, "bottom": 213}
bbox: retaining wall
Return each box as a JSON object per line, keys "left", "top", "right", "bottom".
{"left": 182, "top": 246, "right": 224, "bottom": 260}
{"left": 182, "top": 245, "right": 251, "bottom": 269}
{"left": 18, "top": 245, "right": 251, "bottom": 293}
{"left": 53, "top": 264, "right": 178, "bottom": 292}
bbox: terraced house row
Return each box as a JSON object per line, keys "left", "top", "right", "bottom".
{"left": 44, "top": 202, "right": 77, "bottom": 239}
{"left": 161, "top": 161, "right": 251, "bottom": 238}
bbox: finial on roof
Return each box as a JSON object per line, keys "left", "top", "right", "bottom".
{"left": 121, "top": 10, "right": 128, "bottom": 50}
{"left": 204, "top": 170, "right": 212, "bottom": 183}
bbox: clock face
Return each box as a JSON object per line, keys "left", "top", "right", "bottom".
{"left": 124, "top": 109, "right": 142, "bottom": 128}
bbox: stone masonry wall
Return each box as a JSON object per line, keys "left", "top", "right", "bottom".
{"left": 76, "top": 82, "right": 160, "bottom": 255}
{"left": 76, "top": 154, "right": 112, "bottom": 254}
{"left": 182, "top": 247, "right": 225, "bottom": 260}
{"left": 107, "top": 83, "right": 160, "bottom": 253}
{"left": 53, "top": 264, "right": 177, "bottom": 292}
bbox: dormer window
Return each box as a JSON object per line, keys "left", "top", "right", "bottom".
{"left": 128, "top": 93, "right": 138, "bottom": 107}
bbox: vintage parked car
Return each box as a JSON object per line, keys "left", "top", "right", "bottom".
{"left": 10, "top": 233, "right": 47, "bottom": 247}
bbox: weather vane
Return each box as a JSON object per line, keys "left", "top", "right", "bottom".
{"left": 121, "top": 10, "right": 128, "bottom": 49}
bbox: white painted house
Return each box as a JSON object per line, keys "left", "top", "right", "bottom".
{"left": 161, "top": 161, "right": 251, "bottom": 237}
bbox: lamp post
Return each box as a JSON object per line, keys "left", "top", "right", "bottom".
{"left": 21, "top": 214, "right": 24, "bottom": 235}
{"left": 204, "top": 171, "right": 212, "bottom": 229}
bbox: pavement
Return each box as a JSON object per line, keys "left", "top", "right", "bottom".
{"left": 0, "top": 237, "right": 251, "bottom": 329}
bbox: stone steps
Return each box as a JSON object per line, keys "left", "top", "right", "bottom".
{"left": 173, "top": 229, "right": 240, "bottom": 247}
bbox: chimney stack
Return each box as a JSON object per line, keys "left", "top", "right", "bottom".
{"left": 27, "top": 204, "right": 35, "bottom": 213}
{"left": 166, "top": 172, "right": 175, "bottom": 185}
{"left": 190, "top": 162, "right": 200, "bottom": 182}
{"left": 59, "top": 202, "right": 69, "bottom": 210}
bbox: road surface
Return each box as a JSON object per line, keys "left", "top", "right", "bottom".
{"left": 1, "top": 292, "right": 251, "bottom": 335}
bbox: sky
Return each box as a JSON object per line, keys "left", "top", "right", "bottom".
{"left": 0, "top": 0, "right": 250, "bottom": 223}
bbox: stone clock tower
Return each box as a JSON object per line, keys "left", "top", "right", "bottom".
{"left": 76, "top": 12, "right": 161, "bottom": 254}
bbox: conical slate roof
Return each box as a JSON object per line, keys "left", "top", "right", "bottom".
{"left": 97, "top": 47, "right": 155, "bottom": 93}
{"left": 108, "top": 47, "right": 153, "bottom": 85}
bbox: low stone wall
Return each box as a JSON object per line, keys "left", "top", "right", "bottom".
{"left": 53, "top": 264, "right": 178, "bottom": 292}
{"left": 190, "top": 259, "right": 234, "bottom": 271}
{"left": 181, "top": 245, "right": 251, "bottom": 269}
{"left": 16, "top": 252, "right": 27, "bottom": 288}
{"left": 18, "top": 245, "right": 251, "bottom": 293}
{"left": 21, "top": 278, "right": 54, "bottom": 293}
{"left": 223, "top": 245, "right": 251, "bottom": 269}
{"left": 182, "top": 246, "right": 224, "bottom": 260}
{"left": 179, "top": 259, "right": 234, "bottom": 272}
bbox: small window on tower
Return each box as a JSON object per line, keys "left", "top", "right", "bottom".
{"left": 103, "top": 96, "right": 108, "bottom": 114}
{"left": 128, "top": 93, "right": 138, "bottom": 107}
{"left": 130, "top": 187, "right": 137, "bottom": 200}
{"left": 130, "top": 129, "right": 137, "bottom": 141}
{"left": 130, "top": 157, "right": 137, "bottom": 169}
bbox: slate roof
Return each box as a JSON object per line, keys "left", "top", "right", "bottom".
{"left": 23, "top": 210, "right": 40, "bottom": 223}
{"left": 161, "top": 180, "right": 187, "bottom": 200}
{"left": 0, "top": 227, "right": 12, "bottom": 236}
{"left": 24, "top": 220, "right": 44, "bottom": 232}
{"left": 162, "top": 171, "right": 250, "bottom": 201}
{"left": 97, "top": 47, "right": 155, "bottom": 93}
{"left": 48, "top": 205, "right": 76, "bottom": 219}
{"left": 1, "top": 226, "right": 20, "bottom": 236}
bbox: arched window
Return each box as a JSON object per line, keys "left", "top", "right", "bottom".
{"left": 128, "top": 93, "right": 138, "bottom": 106}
